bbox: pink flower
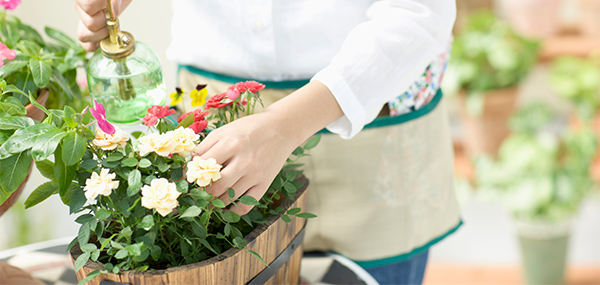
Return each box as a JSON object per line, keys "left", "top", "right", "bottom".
{"left": 226, "top": 86, "right": 241, "bottom": 101}
{"left": 177, "top": 109, "right": 208, "bottom": 123}
{"left": 0, "top": 0, "right": 20, "bottom": 10}
{"left": 189, "top": 120, "right": 208, "bottom": 134}
{"left": 204, "top": 93, "right": 232, "bottom": 109}
{"left": 244, "top": 81, "right": 265, "bottom": 93}
{"left": 142, "top": 113, "right": 158, "bottom": 127}
{"left": 148, "top": 105, "right": 175, "bottom": 119}
{"left": 88, "top": 100, "right": 115, "bottom": 135}
{"left": 0, "top": 42, "right": 16, "bottom": 67}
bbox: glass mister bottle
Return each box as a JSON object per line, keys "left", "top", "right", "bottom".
{"left": 86, "top": 0, "right": 166, "bottom": 125}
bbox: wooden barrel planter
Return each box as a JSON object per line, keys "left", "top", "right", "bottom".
{"left": 71, "top": 176, "right": 309, "bottom": 285}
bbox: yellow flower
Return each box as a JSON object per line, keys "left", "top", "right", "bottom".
{"left": 170, "top": 127, "right": 199, "bottom": 157}
{"left": 92, "top": 127, "right": 129, "bottom": 150}
{"left": 141, "top": 178, "right": 181, "bottom": 217}
{"left": 186, "top": 157, "right": 222, "bottom": 187}
{"left": 138, "top": 132, "right": 175, "bottom": 157}
{"left": 169, "top": 87, "right": 185, "bottom": 106}
{"left": 84, "top": 168, "right": 119, "bottom": 201}
{"left": 190, "top": 85, "right": 208, "bottom": 107}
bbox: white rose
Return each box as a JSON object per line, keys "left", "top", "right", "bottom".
{"left": 92, "top": 127, "right": 129, "bottom": 150}
{"left": 138, "top": 133, "right": 175, "bottom": 157}
{"left": 169, "top": 127, "right": 199, "bottom": 157}
{"left": 186, "top": 157, "right": 222, "bottom": 187}
{"left": 84, "top": 168, "right": 119, "bottom": 200}
{"left": 141, "top": 178, "right": 181, "bottom": 216}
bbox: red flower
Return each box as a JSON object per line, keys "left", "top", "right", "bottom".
{"left": 148, "top": 105, "right": 175, "bottom": 119}
{"left": 226, "top": 86, "right": 241, "bottom": 101}
{"left": 177, "top": 109, "right": 208, "bottom": 123}
{"left": 189, "top": 120, "right": 208, "bottom": 134}
{"left": 204, "top": 93, "right": 233, "bottom": 109}
{"left": 142, "top": 113, "right": 158, "bottom": 127}
{"left": 244, "top": 81, "right": 265, "bottom": 93}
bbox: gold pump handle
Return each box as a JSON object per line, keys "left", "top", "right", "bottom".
{"left": 100, "top": 0, "right": 135, "bottom": 59}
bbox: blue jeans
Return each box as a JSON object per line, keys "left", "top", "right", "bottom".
{"left": 364, "top": 250, "right": 429, "bottom": 285}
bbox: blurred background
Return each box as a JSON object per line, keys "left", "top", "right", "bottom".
{"left": 1, "top": 0, "right": 599, "bottom": 284}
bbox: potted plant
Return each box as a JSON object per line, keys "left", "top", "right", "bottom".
{"left": 474, "top": 103, "right": 598, "bottom": 285}
{"left": 444, "top": 11, "right": 540, "bottom": 156}
{"left": 0, "top": 0, "right": 87, "bottom": 216}
{"left": 5, "top": 80, "right": 316, "bottom": 284}
{"left": 550, "top": 54, "right": 600, "bottom": 183}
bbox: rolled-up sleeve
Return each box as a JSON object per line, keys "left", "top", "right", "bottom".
{"left": 312, "top": 0, "right": 456, "bottom": 139}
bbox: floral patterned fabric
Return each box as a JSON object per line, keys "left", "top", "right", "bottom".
{"left": 388, "top": 41, "right": 451, "bottom": 117}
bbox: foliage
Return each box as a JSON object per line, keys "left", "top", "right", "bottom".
{"left": 444, "top": 11, "right": 540, "bottom": 114}
{"left": 550, "top": 54, "right": 600, "bottom": 121}
{"left": 3, "top": 79, "right": 317, "bottom": 283}
{"left": 475, "top": 103, "right": 598, "bottom": 222}
{"left": 0, "top": 8, "right": 87, "bottom": 108}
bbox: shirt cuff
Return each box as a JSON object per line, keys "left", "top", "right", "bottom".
{"left": 311, "top": 68, "right": 366, "bottom": 139}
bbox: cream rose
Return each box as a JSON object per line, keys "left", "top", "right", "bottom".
{"left": 186, "top": 157, "right": 222, "bottom": 187}
{"left": 170, "top": 127, "right": 199, "bottom": 157}
{"left": 83, "top": 168, "right": 119, "bottom": 201}
{"left": 141, "top": 178, "right": 181, "bottom": 216}
{"left": 138, "top": 132, "right": 175, "bottom": 157}
{"left": 92, "top": 127, "right": 129, "bottom": 150}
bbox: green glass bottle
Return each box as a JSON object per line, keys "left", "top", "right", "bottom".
{"left": 86, "top": 1, "right": 166, "bottom": 125}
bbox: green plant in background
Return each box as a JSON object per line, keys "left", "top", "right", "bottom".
{"left": 550, "top": 54, "right": 600, "bottom": 121}
{"left": 444, "top": 11, "right": 540, "bottom": 114}
{"left": 475, "top": 103, "right": 598, "bottom": 222}
{"left": 0, "top": 11, "right": 87, "bottom": 108}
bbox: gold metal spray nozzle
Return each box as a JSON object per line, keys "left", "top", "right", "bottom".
{"left": 101, "top": 0, "right": 136, "bottom": 101}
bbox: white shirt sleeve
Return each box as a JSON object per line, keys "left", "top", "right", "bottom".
{"left": 312, "top": 0, "right": 456, "bottom": 139}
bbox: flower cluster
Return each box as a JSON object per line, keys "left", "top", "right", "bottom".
{"left": 17, "top": 79, "right": 317, "bottom": 282}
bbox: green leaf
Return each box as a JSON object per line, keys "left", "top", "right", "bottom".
{"left": 80, "top": 159, "right": 98, "bottom": 170}
{"left": 138, "top": 215, "right": 154, "bottom": 228}
{"left": 179, "top": 206, "right": 202, "bottom": 218}
{"left": 175, "top": 179, "right": 188, "bottom": 193}
{"left": 63, "top": 106, "right": 77, "bottom": 128}
{"left": 233, "top": 237, "right": 247, "bottom": 248}
{"left": 54, "top": 144, "right": 77, "bottom": 200}
{"left": 73, "top": 251, "right": 90, "bottom": 272}
{"left": 62, "top": 131, "right": 86, "bottom": 166}
{"left": 2, "top": 124, "right": 56, "bottom": 154}
{"left": 281, "top": 214, "right": 291, "bottom": 223}
{"left": 35, "top": 159, "right": 55, "bottom": 180}
{"left": 50, "top": 69, "right": 76, "bottom": 101}
{"left": 24, "top": 181, "right": 58, "bottom": 208}
{"left": 31, "top": 128, "right": 68, "bottom": 161}
{"left": 295, "top": 212, "right": 318, "bottom": 219}
{"left": 0, "top": 116, "right": 35, "bottom": 130}
{"left": 16, "top": 40, "right": 41, "bottom": 57}
{"left": 247, "top": 249, "right": 268, "bottom": 266}
{"left": 0, "top": 60, "right": 28, "bottom": 78}
{"left": 127, "top": 169, "right": 142, "bottom": 196}
{"left": 27, "top": 91, "right": 49, "bottom": 117}
{"left": 69, "top": 188, "right": 86, "bottom": 214}
{"left": 239, "top": 196, "right": 260, "bottom": 206}
{"left": 176, "top": 113, "right": 195, "bottom": 129}
{"left": 228, "top": 188, "right": 235, "bottom": 199}
{"left": 45, "top": 26, "right": 79, "bottom": 48}
{"left": 115, "top": 249, "right": 128, "bottom": 259}
{"left": 222, "top": 211, "right": 240, "bottom": 223}
{"left": 19, "top": 23, "right": 44, "bottom": 46}
{"left": 0, "top": 152, "right": 32, "bottom": 198}
{"left": 77, "top": 269, "right": 100, "bottom": 285}
{"left": 81, "top": 243, "right": 97, "bottom": 253}
{"left": 106, "top": 152, "right": 124, "bottom": 162}
{"left": 303, "top": 134, "right": 321, "bottom": 150}
{"left": 121, "top": 157, "right": 138, "bottom": 167}
{"left": 78, "top": 222, "right": 91, "bottom": 246}
{"left": 211, "top": 199, "right": 226, "bottom": 208}
{"left": 28, "top": 58, "right": 52, "bottom": 88}
{"left": 286, "top": 207, "right": 301, "bottom": 215}
{"left": 96, "top": 209, "right": 112, "bottom": 220}
{"left": 0, "top": 97, "right": 26, "bottom": 116}
{"left": 60, "top": 183, "right": 80, "bottom": 206}
{"left": 138, "top": 158, "right": 151, "bottom": 168}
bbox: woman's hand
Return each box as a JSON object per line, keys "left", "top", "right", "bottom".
{"left": 194, "top": 80, "right": 343, "bottom": 215}
{"left": 74, "top": 0, "right": 132, "bottom": 51}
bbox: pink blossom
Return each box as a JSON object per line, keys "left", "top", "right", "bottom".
{"left": 177, "top": 109, "right": 208, "bottom": 123}
{"left": 89, "top": 100, "right": 115, "bottom": 135}
{"left": 0, "top": 42, "right": 16, "bottom": 67}
{"left": 142, "top": 113, "right": 158, "bottom": 127}
{"left": 189, "top": 120, "right": 208, "bottom": 134}
{"left": 226, "top": 86, "right": 241, "bottom": 101}
{"left": 0, "top": 0, "right": 20, "bottom": 10}
{"left": 147, "top": 105, "right": 175, "bottom": 119}
{"left": 244, "top": 81, "right": 265, "bottom": 93}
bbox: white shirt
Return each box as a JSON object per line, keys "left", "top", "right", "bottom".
{"left": 167, "top": 0, "right": 456, "bottom": 139}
